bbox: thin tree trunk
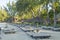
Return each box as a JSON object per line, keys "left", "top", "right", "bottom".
{"left": 46, "top": 4, "right": 50, "bottom": 25}
{"left": 53, "top": 9, "right": 57, "bottom": 27}
{"left": 31, "top": 10, "right": 35, "bottom": 18}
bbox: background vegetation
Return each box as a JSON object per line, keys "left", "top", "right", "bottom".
{"left": 0, "top": 0, "right": 60, "bottom": 27}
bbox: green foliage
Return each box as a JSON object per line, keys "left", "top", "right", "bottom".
{"left": 0, "top": 9, "right": 8, "bottom": 22}
{"left": 16, "top": 0, "right": 41, "bottom": 14}
{"left": 0, "top": 0, "right": 60, "bottom": 27}
{"left": 49, "top": 10, "right": 54, "bottom": 18}
{"left": 41, "top": 9, "right": 47, "bottom": 19}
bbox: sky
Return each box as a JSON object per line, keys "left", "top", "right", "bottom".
{"left": 0, "top": 0, "right": 16, "bottom": 8}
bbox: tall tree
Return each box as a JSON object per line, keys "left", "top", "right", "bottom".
{"left": 4, "top": 1, "right": 17, "bottom": 22}
{"left": 16, "top": 0, "right": 41, "bottom": 17}
{"left": 40, "top": 0, "right": 60, "bottom": 26}
{"left": 52, "top": 0, "right": 60, "bottom": 27}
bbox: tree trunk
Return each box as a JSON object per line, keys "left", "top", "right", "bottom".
{"left": 53, "top": 9, "right": 57, "bottom": 27}
{"left": 46, "top": 4, "right": 50, "bottom": 25}
{"left": 31, "top": 10, "right": 35, "bottom": 18}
